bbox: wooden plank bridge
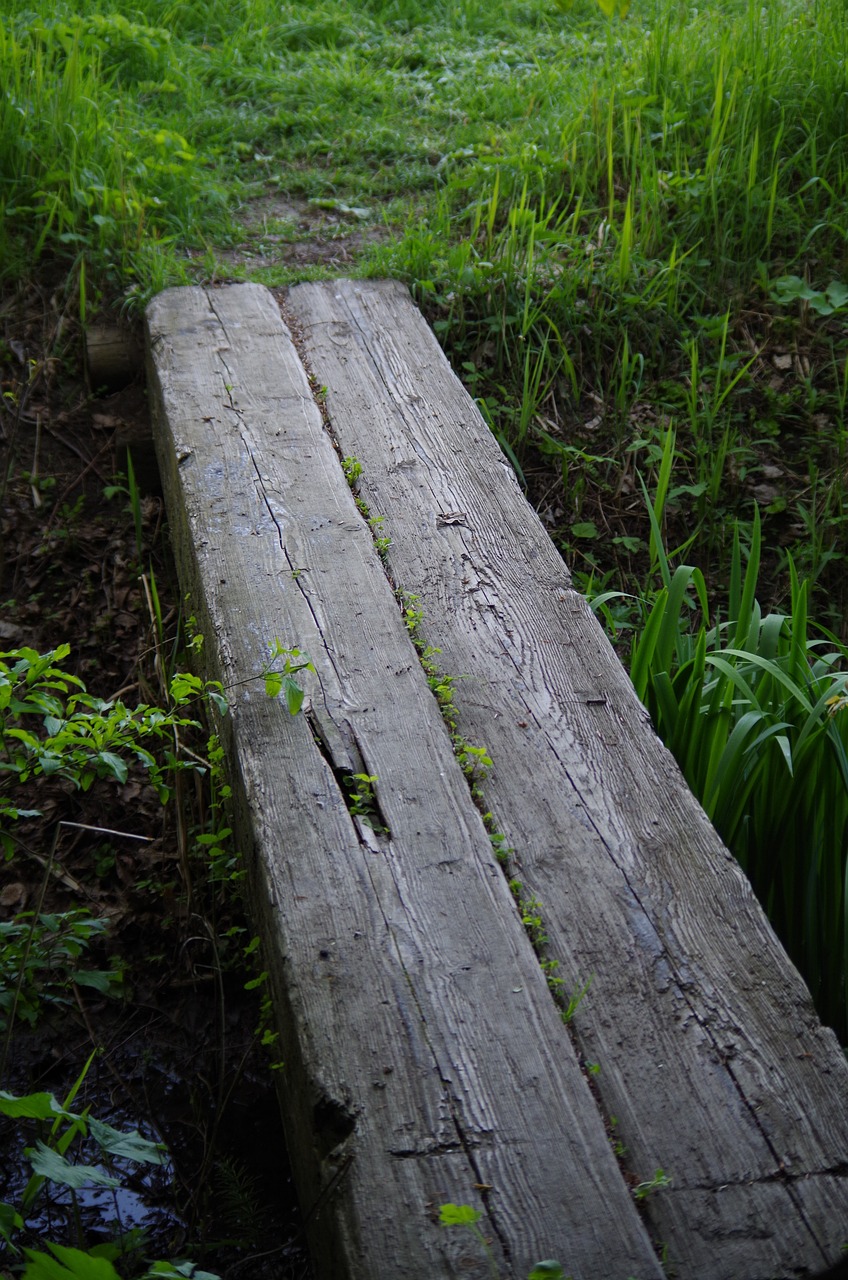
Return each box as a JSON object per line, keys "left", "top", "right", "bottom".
{"left": 146, "top": 281, "right": 848, "bottom": 1280}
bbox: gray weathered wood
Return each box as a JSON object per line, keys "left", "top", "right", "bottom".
{"left": 146, "top": 284, "right": 665, "bottom": 1280}
{"left": 286, "top": 277, "right": 848, "bottom": 1280}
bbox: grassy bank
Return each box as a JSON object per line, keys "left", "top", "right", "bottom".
{"left": 2, "top": 0, "right": 846, "bottom": 602}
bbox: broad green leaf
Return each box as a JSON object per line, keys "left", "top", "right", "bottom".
{"left": 264, "top": 671, "right": 283, "bottom": 699}
{"left": 22, "top": 1251, "right": 71, "bottom": 1280}
{"left": 0, "top": 1091, "right": 68, "bottom": 1121}
{"left": 96, "top": 752, "right": 128, "bottom": 783}
{"left": 144, "top": 1262, "right": 221, "bottom": 1280}
{"left": 26, "top": 1142, "right": 120, "bottom": 1190}
{"left": 169, "top": 672, "right": 202, "bottom": 704}
{"left": 528, "top": 1264, "right": 565, "bottom": 1280}
{"left": 283, "top": 676, "right": 304, "bottom": 716}
{"left": 770, "top": 274, "right": 818, "bottom": 304}
{"left": 207, "top": 690, "right": 228, "bottom": 716}
{"left": 88, "top": 1117, "right": 167, "bottom": 1165}
{"left": 74, "top": 970, "right": 121, "bottom": 994}
{"left": 23, "top": 1243, "right": 121, "bottom": 1280}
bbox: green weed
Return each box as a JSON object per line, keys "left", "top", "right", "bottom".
{"left": 343, "top": 771, "right": 387, "bottom": 833}
{"left": 0, "top": 1067, "right": 216, "bottom": 1278}
{"left": 633, "top": 1169, "right": 673, "bottom": 1201}
{"left": 259, "top": 639, "right": 314, "bottom": 715}
{"left": 0, "top": 912, "right": 122, "bottom": 1033}
{"left": 439, "top": 1203, "right": 565, "bottom": 1280}
{"left": 0, "top": 644, "right": 209, "bottom": 808}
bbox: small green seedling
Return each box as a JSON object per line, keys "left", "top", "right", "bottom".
{"left": 561, "top": 975, "right": 593, "bottom": 1025}
{"left": 455, "top": 740, "right": 492, "bottom": 793}
{"left": 368, "top": 514, "right": 392, "bottom": 557}
{"left": 439, "top": 1204, "right": 565, "bottom": 1280}
{"left": 344, "top": 773, "right": 388, "bottom": 834}
{"left": 439, "top": 1204, "right": 497, "bottom": 1278}
{"left": 633, "top": 1169, "right": 672, "bottom": 1201}
{"left": 261, "top": 641, "right": 314, "bottom": 715}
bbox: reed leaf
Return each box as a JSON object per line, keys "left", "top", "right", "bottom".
{"left": 621, "top": 522, "right": 848, "bottom": 1040}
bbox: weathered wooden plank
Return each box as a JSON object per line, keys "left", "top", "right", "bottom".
{"left": 145, "top": 284, "right": 664, "bottom": 1280}
{"left": 286, "top": 277, "right": 848, "bottom": 1280}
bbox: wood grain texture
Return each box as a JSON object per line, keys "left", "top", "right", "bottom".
{"left": 146, "top": 283, "right": 663, "bottom": 1280}
{"left": 286, "top": 277, "right": 848, "bottom": 1280}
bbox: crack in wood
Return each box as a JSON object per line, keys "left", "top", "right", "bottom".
{"left": 388, "top": 1140, "right": 483, "bottom": 1159}
{"left": 244, "top": 438, "right": 285, "bottom": 548}
{"left": 688, "top": 1165, "right": 848, "bottom": 1193}
{"left": 305, "top": 709, "right": 390, "bottom": 845}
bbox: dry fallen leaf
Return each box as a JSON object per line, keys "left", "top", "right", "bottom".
{"left": 0, "top": 882, "right": 27, "bottom": 909}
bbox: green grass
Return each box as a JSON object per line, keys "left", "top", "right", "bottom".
{"left": 2, "top": 0, "right": 847, "bottom": 1031}
{"left": 381, "top": 0, "right": 848, "bottom": 612}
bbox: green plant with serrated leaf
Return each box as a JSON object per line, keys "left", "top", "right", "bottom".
{"left": 455, "top": 741, "right": 492, "bottom": 785}
{"left": 368, "top": 514, "right": 392, "bottom": 558}
{"left": 343, "top": 772, "right": 388, "bottom": 834}
{"left": 0, "top": 911, "right": 122, "bottom": 1032}
{"left": 0, "top": 645, "right": 239, "bottom": 1054}
{"left": 260, "top": 640, "right": 314, "bottom": 716}
{"left": 0, "top": 646, "right": 220, "bottom": 815}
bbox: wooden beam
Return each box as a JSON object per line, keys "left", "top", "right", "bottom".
{"left": 146, "top": 284, "right": 664, "bottom": 1280}
{"left": 286, "top": 277, "right": 848, "bottom": 1280}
